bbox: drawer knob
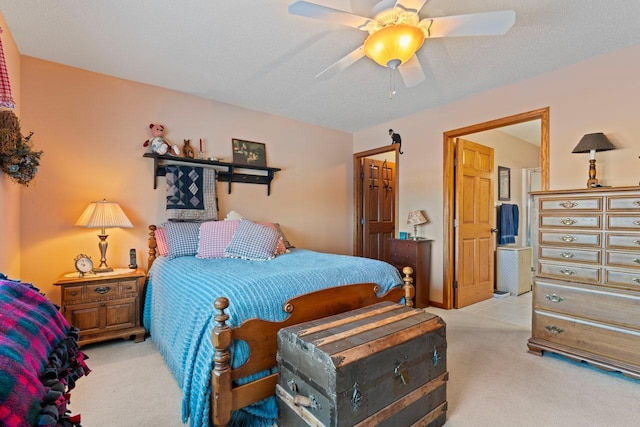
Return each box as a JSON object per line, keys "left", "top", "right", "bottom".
{"left": 545, "top": 325, "right": 564, "bottom": 335}
{"left": 634, "top": 240, "right": 640, "bottom": 246}
{"left": 633, "top": 220, "right": 640, "bottom": 226}
{"left": 71, "top": 291, "right": 78, "bottom": 296}
{"left": 559, "top": 201, "right": 577, "bottom": 209}
{"left": 561, "top": 218, "right": 577, "bottom": 225}
{"left": 561, "top": 235, "right": 576, "bottom": 242}
{"left": 124, "top": 286, "right": 133, "bottom": 290}
{"left": 561, "top": 252, "right": 574, "bottom": 258}
{"left": 93, "top": 286, "right": 111, "bottom": 295}
{"left": 559, "top": 269, "right": 576, "bottom": 276}
{"left": 633, "top": 278, "right": 640, "bottom": 284}
{"left": 633, "top": 259, "right": 640, "bottom": 264}
{"left": 634, "top": 201, "right": 640, "bottom": 206}
{"left": 545, "top": 294, "right": 565, "bottom": 303}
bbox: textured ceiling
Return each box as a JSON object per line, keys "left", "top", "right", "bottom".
{"left": 1, "top": 0, "right": 639, "bottom": 132}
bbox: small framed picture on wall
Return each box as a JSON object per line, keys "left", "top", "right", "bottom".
{"left": 498, "top": 166, "right": 511, "bottom": 201}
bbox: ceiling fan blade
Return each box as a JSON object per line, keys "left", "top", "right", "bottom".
{"left": 398, "top": 55, "right": 425, "bottom": 87}
{"left": 315, "top": 46, "right": 365, "bottom": 80}
{"left": 425, "top": 10, "right": 516, "bottom": 38}
{"left": 395, "top": 0, "right": 429, "bottom": 14}
{"left": 288, "top": 1, "right": 372, "bottom": 29}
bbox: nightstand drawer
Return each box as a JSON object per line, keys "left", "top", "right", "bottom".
{"left": 86, "top": 282, "right": 118, "bottom": 299}
{"left": 63, "top": 285, "right": 84, "bottom": 302}
{"left": 120, "top": 279, "right": 138, "bottom": 295}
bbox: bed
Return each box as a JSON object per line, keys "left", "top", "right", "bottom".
{"left": 0, "top": 274, "right": 90, "bottom": 427}
{"left": 143, "top": 222, "right": 415, "bottom": 426}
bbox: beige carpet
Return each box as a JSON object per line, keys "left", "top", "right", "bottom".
{"left": 72, "top": 308, "right": 640, "bottom": 426}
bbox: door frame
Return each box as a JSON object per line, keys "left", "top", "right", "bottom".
{"left": 441, "top": 107, "right": 550, "bottom": 309}
{"left": 353, "top": 145, "right": 400, "bottom": 256}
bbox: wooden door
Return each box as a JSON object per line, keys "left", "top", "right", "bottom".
{"left": 455, "top": 139, "right": 495, "bottom": 308}
{"left": 362, "top": 158, "right": 395, "bottom": 260}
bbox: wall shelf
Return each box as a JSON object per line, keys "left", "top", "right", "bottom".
{"left": 143, "top": 153, "right": 281, "bottom": 196}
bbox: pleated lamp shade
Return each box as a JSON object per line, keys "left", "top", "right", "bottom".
{"left": 75, "top": 200, "right": 133, "bottom": 229}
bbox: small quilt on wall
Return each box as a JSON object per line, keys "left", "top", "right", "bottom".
{"left": 166, "top": 165, "right": 218, "bottom": 221}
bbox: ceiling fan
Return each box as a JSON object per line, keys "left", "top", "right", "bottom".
{"left": 288, "top": 0, "right": 516, "bottom": 88}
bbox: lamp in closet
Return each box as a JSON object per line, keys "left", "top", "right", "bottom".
{"left": 407, "top": 210, "right": 428, "bottom": 240}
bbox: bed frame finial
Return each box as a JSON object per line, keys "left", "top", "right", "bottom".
{"left": 402, "top": 267, "right": 415, "bottom": 307}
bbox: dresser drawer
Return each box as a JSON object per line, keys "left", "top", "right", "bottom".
{"left": 607, "top": 195, "right": 640, "bottom": 211}
{"left": 538, "top": 231, "right": 601, "bottom": 247}
{"left": 389, "top": 239, "right": 418, "bottom": 255}
{"left": 538, "top": 261, "right": 600, "bottom": 283}
{"left": 538, "top": 246, "right": 601, "bottom": 264}
{"left": 606, "top": 233, "right": 640, "bottom": 250}
{"left": 534, "top": 279, "right": 640, "bottom": 330}
{"left": 539, "top": 214, "right": 601, "bottom": 229}
{"left": 539, "top": 196, "right": 602, "bottom": 211}
{"left": 606, "top": 215, "right": 640, "bottom": 231}
{"left": 604, "top": 269, "right": 640, "bottom": 290}
{"left": 605, "top": 251, "right": 640, "bottom": 269}
{"left": 532, "top": 310, "right": 640, "bottom": 368}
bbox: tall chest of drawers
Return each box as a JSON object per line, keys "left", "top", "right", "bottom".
{"left": 528, "top": 187, "right": 640, "bottom": 379}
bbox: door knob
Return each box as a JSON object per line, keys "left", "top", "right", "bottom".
{"left": 490, "top": 228, "right": 498, "bottom": 233}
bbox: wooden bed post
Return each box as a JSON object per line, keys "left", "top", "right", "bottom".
{"left": 148, "top": 225, "right": 158, "bottom": 270}
{"left": 211, "top": 297, "right": 233, "bottom": 427}
{"left": 402, "top": 267, "right": 415, "bottom": 307}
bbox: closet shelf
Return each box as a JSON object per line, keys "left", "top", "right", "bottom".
{"left": 143, "top": 153, "right": 281, "bottom": 196}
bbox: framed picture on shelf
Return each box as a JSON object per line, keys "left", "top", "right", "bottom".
{"left": 232, "top": 139, "right": 267, "bottom": 167}
{"left": 498, "top": 166, "right": 511, "bottom": 201}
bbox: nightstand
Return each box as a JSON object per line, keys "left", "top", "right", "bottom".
{"left": 387, "top": 238, "right": 433, "bottom": 308}
{"left": 54, "top": 268, "right": 146, "bottom": 346}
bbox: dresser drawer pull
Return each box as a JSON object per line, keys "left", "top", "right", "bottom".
{"left": 561, "top": 252, "right": 574, "bottom": 258}
{"left": 545, "top": 294, "right": 565, "bottom": 303}
{"left": 633, "top": 278, "right": 640, "bottom": 284}
{"left": 70, "top": 291, "right": 78, "bottom": 297}
{"left": 559, "top": 269, "right": 576, "bottom": 276}
{"left": 634, "top": 259, "right": 640, "bottom": 264}
{"left": 634, "top": 240, "right": 640, "bottom": 246}
{"left": 561, "top": 235, "right": 576, "bottom": 242}
{"left": 633, "top": 220, "right": 640, "bottom": 226}
{"left": 561, "top": 218, "right": 577, "bottom": 225}
{"left": 93, "top": 286, "right": 111, "bottom": 295}
{"left": 545, "top": 325, "right": 564, "bottom": 335}
{"left": 634, "top": 201, "right": 640, "bottom": 206}
{"left": 559, "top": 201, "right": 577, "bottom": 209}
{"left": 124, "top": 285, "right": 133, "bottom": 290}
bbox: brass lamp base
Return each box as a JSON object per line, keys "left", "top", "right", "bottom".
{"left": 587, "top": 159, "right": 598, "bottom": 188}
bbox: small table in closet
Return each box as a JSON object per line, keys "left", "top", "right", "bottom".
{"left": 386, "top": 238, "right": 433, "bottom": 308}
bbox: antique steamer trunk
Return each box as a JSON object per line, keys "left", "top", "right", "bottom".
{"left": 276, "top": 301, "right": 447, "bottom": 426}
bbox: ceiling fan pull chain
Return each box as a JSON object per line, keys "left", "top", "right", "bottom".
{"left": 389, "top": 68, "right": 397, "bottom": 99}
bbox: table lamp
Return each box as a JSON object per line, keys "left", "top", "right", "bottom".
{"left": 571, "top": 132, "right": 615, "bottom": 188}
{"left": 76, "top": 199, "right": 133, "bottom": 272}
{"left": 407, "top": 210, "right": 428, "bottom": 240}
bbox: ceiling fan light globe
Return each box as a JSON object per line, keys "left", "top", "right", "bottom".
{"left": 363, "top": 24, "right": 425, "bottom": 68}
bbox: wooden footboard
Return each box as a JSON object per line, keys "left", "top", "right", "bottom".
{"left": 211, "top": 271, "right": 415, "bottom": 426}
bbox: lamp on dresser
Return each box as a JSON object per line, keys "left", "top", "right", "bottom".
{"left": 75, "top": 199, "right": 133, "bottom": 272}
{"left": 571, "top": 132, "right": 615, "bottom": 188}
{"left": 407, "top": 210, "right": 428, "bottom": 240}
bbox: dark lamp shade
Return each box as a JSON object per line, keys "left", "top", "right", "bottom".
{"left": 572, "top": 133, "right": 615, "bottom": 153}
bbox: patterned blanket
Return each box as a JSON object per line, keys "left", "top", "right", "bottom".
{"left": 0, "top": 275, "right": 90, "bottom": 427}
{"left": 144, "top": 249, "right": 403, "bottom": 426}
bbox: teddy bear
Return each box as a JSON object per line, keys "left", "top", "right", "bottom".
{"left": 143, "top": 123, "right": 180, "bottom": 156}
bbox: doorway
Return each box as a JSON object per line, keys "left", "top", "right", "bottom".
{"left": 442, "top": 107, "right": 550, "bottom": 309}
{"left": 353, "top": 145, "right": 400, "bottom": 259}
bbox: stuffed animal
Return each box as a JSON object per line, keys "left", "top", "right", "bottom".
{"left": 143, "top": 123, "right": 180, "bottom": 156}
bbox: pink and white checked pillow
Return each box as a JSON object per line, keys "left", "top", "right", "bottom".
{"left": 155, "top": 227, "right": 169, "bottom": 257}
{"left": 196, "top": 219, "right": 241, "bottom": 259}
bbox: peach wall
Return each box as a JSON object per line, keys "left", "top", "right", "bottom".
{"left": 19, "top": 57, "right": 353, "bottom": 304}
{"left": 354, "top": 45, "right": 640, "bottom": 304}
{"left": 0, "top": 14, "right": 21, "bottom": 278}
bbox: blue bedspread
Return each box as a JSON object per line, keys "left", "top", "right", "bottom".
{"left": 143, "top": 249, "right": 403, "bottom": 426}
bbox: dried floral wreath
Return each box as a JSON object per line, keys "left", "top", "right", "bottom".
{"left": 0, "top": 110, "right": 43, "bottom": 186}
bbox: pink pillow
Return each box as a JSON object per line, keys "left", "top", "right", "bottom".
{"left": 155, "top": 228, "right": 169, "bottom": 257}
{"left": 197, "top": 220, "right": 241, "bottom": 259}
{"left": 256, "top": 221, "right": 288, "bottom": 255}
